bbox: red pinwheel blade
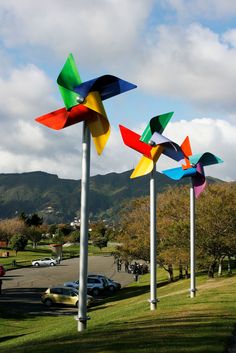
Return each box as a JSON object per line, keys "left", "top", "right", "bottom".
{"left": 36, "top": 105, "right": 92, "bottom": 130}
{"left": 119, "top": 125, "right": 152, "bottom": 157}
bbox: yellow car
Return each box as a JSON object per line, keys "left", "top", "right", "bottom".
{"left": 41, "top": 286, "right": 94, "bottom": 307}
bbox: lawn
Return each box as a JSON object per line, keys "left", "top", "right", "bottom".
{"left": 0, "top": 271, "right": 235, "bottom": 353}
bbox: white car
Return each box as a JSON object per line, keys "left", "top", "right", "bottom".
{"left": 32, "top": 257, "right": 57, "bottom": 267}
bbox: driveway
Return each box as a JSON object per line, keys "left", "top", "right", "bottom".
{"left": 0, "top": 256, "right": 134, "bottom": 316}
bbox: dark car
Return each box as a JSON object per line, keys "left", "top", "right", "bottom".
{"left": 88, "top": 274, "right": 121, "bottom": 292}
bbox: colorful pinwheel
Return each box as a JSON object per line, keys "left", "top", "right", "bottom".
{"left": 36, "top": 53, "right": 137, "bottom": 154}
{"left": 162, "top": 137, "right": 223, "bottom": 298}
{"left": 119, "top": 112, "right": 185, "bottom": 178}
{"left": 162, "top": 137, "right": 223, "bottom": 198}
{"left": 35, "top": 53, "right": 136, "bottom": 331}
{"left": 119, "top": 112, "right": 190, "bottom": 310}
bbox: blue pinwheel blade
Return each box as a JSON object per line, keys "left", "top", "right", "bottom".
{"left": 74, "top": 75, "right": 137, "bottom": 100}
{"left": 190, "top": 152, "right": 223, "bottom": 167}
{"left": 162, "top": 166, "right": 197, "bottom": 180}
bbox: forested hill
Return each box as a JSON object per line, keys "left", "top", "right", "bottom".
{"left": 0, "top": 170, "right": 223, "bottom": 223}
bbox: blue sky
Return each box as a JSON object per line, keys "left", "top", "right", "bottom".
{"left": 0, "top": 0, "right": 235, "bottom": 181}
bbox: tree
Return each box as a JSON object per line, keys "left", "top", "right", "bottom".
{"left": 20, "top": 213, "right": 43, "bottom": 249}
{"left": 90, "top": 221, "right": 109, "bottom": 250}
{"left": 0, "top": 218, "right": 26, "bottom": 246}
{"left": 68, "top": 230, "right": 80, "bottom": 243}
{"left": 93, "top": 238, "right": 108, "bottom": 250}
{"left": 24, "top": 213, "right": 43, "bottom": 227}
{"left": 116, "top": 182, "right": 236, "bottom": 280}
{"left": 196, "top": 183, "right": 236, "bottom": 277}
{"left": 157, "top": 186, "right": 190, "bottom": 281}
{"left": 26, "top": 226, "right": 43, "bottom": 249}
{"left": 117, "top": 198, "right": 150, "bottom": 262}
{"left": 53, "top": 228, "right": 65, "bottom": 244}
{"left": 10, "top": 234, "right": 28, "bottom": 255}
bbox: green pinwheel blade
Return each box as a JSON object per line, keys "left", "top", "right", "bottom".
{"left": 57, "top": 53, "right": 82, "bottom": 110}
{"left": 140, "top": 112, "right": 174, "bottom": 143}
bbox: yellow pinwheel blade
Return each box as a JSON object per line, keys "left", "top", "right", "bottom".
{"left": 151, "top": 145, "right": 164, "bottom": 163}
{"left": 130, "top": 145, "right": 164, "bottom": 179}
{"left": 131, "top": 156, "right": 154, "bottom": 178}
{"left": 87, "top": 116, "right": 110, "bottom": 155}
{"left": 83, "top": 91, "right": 110, "bottom": 155}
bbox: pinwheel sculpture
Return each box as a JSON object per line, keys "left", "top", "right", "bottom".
{"left": 35, "top": 53, "right": 136, "bottom": 331}
{"left": 119, "top": 112, "right": 190, "bottom": 310}
{"left": 162, "top": 138, "right": 223, "bottom": 297}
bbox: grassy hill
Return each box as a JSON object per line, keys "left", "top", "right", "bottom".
{"left": 0, "top": 270, "right": 235, "bottom": 353}
{"left": 0, "top": 170, "right": 223, "bottom": 223}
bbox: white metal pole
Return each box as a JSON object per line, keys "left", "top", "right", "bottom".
{"left": 190, "top": 181, "right": 196, "bottom": 298}
{"left": 78, "top": 121, "right": 91, "bottom": 331}
{"left": 150, "top": 166, "right": 157, "bottom": 310}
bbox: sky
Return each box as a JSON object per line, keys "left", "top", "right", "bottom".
{"left": 0, "top": 0, "right": 235, "bottom": 181}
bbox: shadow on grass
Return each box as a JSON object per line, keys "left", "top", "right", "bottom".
{"left": 103, "top": 277, "right": 183, "bottom": 305}
{"left": 5, "top": 315, "right": 234, "bottom": 353}
{"left": 0, "top": 334, "right": 27, "bottom": 343}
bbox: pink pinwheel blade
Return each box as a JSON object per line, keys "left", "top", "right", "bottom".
{"left": 192, "top": 163, "right": 206, "bottom": 198}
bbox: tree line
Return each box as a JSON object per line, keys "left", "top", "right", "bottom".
{"left": 0, "top": 212, "right": 114, "bottom": 254}
{"left": 116, "top": 183, "right": 236, "bottom": 279}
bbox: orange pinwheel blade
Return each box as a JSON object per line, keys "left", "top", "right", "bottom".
{"left": 181, "top": 136, "right": 192, "bottom": 169}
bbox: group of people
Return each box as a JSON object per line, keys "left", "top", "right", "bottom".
{"left": 115, "top": 257, "right": 149, "bottom": 276}
{"left": 127, "top": 262, "right": 149, "bottom": 275}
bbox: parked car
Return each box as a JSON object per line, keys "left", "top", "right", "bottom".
{"left": 41, "top": 286, "right": 94, "bottom": 307}
{"left": 88, "top": 274, "right": 121, "bottom": 292}
{"left": 64, "top": 277, "right": 106, "bottom": 296}
{"left": 32, "top": 257, "right": 57, "bottom": 267}
{"left": 0, "top": 265, "right": 5, "bottom": 277}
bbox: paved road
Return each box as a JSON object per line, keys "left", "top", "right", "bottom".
{"left": 0, "top": 256, "right": 134, "bottom": 316}
{"left": 2, "top": 256, "right": 133, "bottom": 289}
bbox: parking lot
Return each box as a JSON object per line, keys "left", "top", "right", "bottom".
{"left": 0, "top": 256, "right": 133, "bottom": 316}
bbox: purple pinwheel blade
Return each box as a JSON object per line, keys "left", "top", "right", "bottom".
{"left": 192, "top": 164, "right": 206, "bottom": 198}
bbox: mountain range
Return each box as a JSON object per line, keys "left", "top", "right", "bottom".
{"left": 0, "top": 170, "right": 223, "bottom": 223}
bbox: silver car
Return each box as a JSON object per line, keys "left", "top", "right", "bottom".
{"left": 32, "top": 257, "right": 57, "bottom": 267}
{"left": 64, "top": 277, "right": 106, "bottom": 296}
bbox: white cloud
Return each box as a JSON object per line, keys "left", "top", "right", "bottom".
{"left": 0, "top": 64, "right": 57, "bottom": 120}
{"left": 0, "top": 116, "right": 233, "bottom": 181}
{"left": 134, "top": 24, "right": 236, "bottom": 112}
{"left": 0, "top": 0, "right": 152, "bottom": 70}
{"left": 164, "top": 0, "right": 236, "bottom": 21}
{"left": 0, "top": 0, "right": 234, "bottom": 183}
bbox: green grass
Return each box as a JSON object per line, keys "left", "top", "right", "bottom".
{"left": 0, "top": 271, "right": 235, "bottom": 353}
